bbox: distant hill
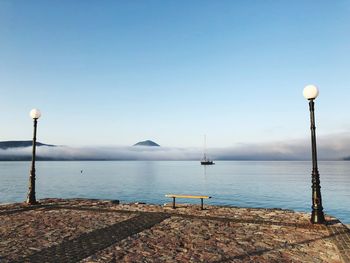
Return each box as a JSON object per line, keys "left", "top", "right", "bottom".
{"left": 133, "top": 140, "right": 160, "bottom": 147}
{"left": 0, "top": 141, "right": 55, "bottom": 149}
{"left": 344, "top": 156, "right": 350, "bottom": 161}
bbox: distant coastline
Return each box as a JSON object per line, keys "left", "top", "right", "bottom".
{"left": 0, "top": 140, "right": 349, "bottom": 161}
{"left": 0, "top": 140, "right": 55, "bottom": 149}
{"left": 0, "top": 157, "right": 347, "bottom": 162}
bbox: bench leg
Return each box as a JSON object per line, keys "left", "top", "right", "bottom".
{"left": 172, "top": 197, "right": 176, "bottom": 209}
{"left": 201, "top": 198, "right": 204, "bottom": 210}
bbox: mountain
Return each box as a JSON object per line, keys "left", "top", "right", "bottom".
{"left": 133, "top": 140, "right": 160, "bottom": 147}
{"left": 0, "top": 141, "right": 55, "bottom": 149}
{"left": 0, "top": 141, "right": 56, "bottom": 161}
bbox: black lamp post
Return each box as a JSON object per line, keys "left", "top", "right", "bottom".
{"left": 303, "top": 85, "right": 325, "bottom": 224}
{"left": 26, "top": 108, "right": 41, "bottom": 205}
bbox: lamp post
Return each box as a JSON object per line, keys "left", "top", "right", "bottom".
{"left": 26, "top": 109, "right": 41, "bottom": 205}
{"left": 303, "top": 85, "right": 325, "bottom": 224}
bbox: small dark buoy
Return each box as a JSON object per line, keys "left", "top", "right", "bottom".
{"left": 80, "top": 170, "right": 83, "bottom": 174}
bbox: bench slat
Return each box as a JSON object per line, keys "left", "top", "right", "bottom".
{"left": 165, "top": 194, "right": 211, "bottom": 199}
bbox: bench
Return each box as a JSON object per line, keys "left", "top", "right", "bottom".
{"left": 165, "top": 194, "right": 211, "bottom": 210}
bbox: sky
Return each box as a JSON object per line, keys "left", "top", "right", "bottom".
{"left": 0, "top": 0, "right": 350, "bottom": 148}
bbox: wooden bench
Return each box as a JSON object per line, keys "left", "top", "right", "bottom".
{"left": 165, "top": 194, "right": 211, "bottom": 210}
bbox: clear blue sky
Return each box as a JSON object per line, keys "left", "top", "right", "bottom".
{"left": 0, "top": 0, "right": 349, "bottom": 147}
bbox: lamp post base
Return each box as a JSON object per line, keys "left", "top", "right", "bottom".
{"left": 26, "top": 198, "right": 39, "bottom": 205}
{"left": 311, "top": 210, "right": 325, "bottom": 224}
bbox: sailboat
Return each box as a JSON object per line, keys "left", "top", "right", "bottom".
{"left": 201, "top": 135, "right": 215, "bottom": 165}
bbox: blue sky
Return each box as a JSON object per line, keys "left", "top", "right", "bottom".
{"left": 0, "top": 1, "right": 349, "bottom": 147}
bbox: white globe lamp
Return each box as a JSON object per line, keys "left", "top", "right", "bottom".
{"left": 30, "top": 109, "right": 41, "bottom": 119}
{"left": 303, "top": 85, "right": 319, "bottom": 100}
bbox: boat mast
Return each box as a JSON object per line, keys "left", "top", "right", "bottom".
{"left": 203, "top": 134, "right": 207, "bottom": 161}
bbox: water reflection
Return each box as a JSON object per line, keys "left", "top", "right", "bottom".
{"left": 0, "top": 161, "right": 349, "bottom": 223}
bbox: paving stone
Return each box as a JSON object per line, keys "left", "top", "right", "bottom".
{"left": 0, "top": 198, "right": 349, "bottom": 263}
{"left": 14, "top": 213, "right": 168, "bottom": 263}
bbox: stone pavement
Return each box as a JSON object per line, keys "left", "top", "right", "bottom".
{"left": 16, "top": 213, "right": 169, "bottom": 263}
{"left": 0, "top": 198, "right": 349, "bottom": 262}
{"left": 328, "top": 221, "right": 350, "bottom": 263}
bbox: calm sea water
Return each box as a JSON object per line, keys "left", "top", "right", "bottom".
{"left": 0, "top": 161, "right": 349, "bottom": 223}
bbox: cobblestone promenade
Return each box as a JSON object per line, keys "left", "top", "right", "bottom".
{"left": 0, "top": 199, "right": 349, "bottom": 262}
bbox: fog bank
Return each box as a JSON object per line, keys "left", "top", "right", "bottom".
{"left": 1, "top": 133, "right": 349, "bottom": 161}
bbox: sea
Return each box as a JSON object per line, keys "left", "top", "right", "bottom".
{"left": 0, "top": 161, "right": 349, "bottom": 224}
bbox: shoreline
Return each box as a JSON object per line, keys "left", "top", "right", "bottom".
{"left": 1, "top": 198, "right": 349, "bottom": 262}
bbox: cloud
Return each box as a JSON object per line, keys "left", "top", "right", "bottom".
{"left": 211, "top": 133, "right": 350, "bottom": 160}
{"left": 1, "top": 133, "right": 350, "bottom": 161}
{"left": 0, "top": 145, "right": 202, "bottom": 161}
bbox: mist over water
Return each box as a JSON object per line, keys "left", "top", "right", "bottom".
{"left": 1, "top": 132, "right": 350, "bottom": 161}
{"left": 0, "top": 160, "right": 349, "bottom": 224}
